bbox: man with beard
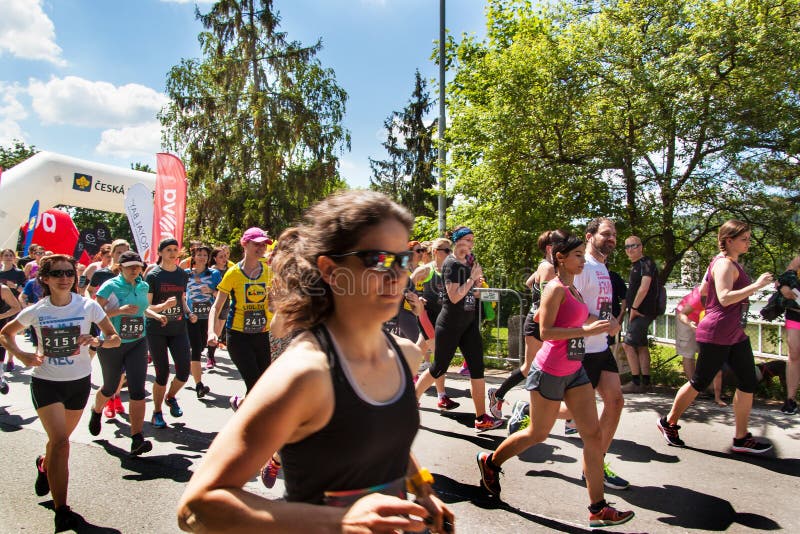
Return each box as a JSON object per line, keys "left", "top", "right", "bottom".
{"left": 572, "top": 218, "right": 629, "bottom": 490}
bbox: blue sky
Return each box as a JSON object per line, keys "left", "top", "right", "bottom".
{"left": 0, "top": 0, "right": 487, "bottom": 188}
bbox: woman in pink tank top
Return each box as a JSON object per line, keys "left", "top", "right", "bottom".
{"left": 477, "top": 232, "right": 634, "bottom": 528}
{"left": 658, "top": 220, "right": 775, "bottom": 454}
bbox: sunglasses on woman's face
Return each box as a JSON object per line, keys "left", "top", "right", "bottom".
{"left": 437, "top": 248, "right": 451, "bottom": 254}
{"left": 413, "top": 248, "right": 424, "bottom": 254}
{"left": 48, "top": 269, "right": 76, "bottom": 278}
{"left": 329, "top": 250, "right": 414, "bottom": 272}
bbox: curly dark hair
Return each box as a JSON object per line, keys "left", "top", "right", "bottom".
{"left": 270, "top": 190, "right": 413, "bottom": 332}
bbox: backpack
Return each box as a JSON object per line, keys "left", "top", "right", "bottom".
{"left": 655, "top": 282, "right": 667, "bottom": 316}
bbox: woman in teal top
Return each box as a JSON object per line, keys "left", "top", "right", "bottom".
{"left": 88, "top": 251, "right": 155, "bottom": 456}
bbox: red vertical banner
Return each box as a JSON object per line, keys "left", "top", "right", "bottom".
{"left": 149, "top": 153, "right": 188, "bottom": 263}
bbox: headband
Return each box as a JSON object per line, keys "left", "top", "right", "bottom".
{"left": 451, "top": 227, "right": 474, "bottom": 243}
{"left": 158, "top": 238, "right": 179, "bottom": 252}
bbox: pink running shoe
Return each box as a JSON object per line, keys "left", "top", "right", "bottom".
{"left": 260, "top": 458, "right": 281, "bottom": 489}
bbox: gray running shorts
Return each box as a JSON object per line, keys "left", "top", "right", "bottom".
{"left": 525, "top": 362, "right": 591, "bottom": 401}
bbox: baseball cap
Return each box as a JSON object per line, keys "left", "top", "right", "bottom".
{"left": 241, "top": 227, "right": 272, "bottom": 245}
{"left": 118, "top": 251, "right": 146, "bottom": 268}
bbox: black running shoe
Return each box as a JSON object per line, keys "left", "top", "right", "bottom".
{"left": 780, "top": 398, "right": 798, "bottom": 415}
{"left": 476, "top": 452, "right": 502, "bottom": 496}
{"left": 35, "top": 455, "right": 49, "bottom": 496}
{"left": 88, "top": 409, "right": 102, "bottom": 436}
{"left": 732, "top": 432, "right": 772, "bottom": 454}
{"left": 657, "top": 416, "right": 685, "bottom": 447}
{"left": 130, "top": 433, "right": 153, "bottom": 456}
{"left": 54, "top": 505, "right": 80, "bottom": 532}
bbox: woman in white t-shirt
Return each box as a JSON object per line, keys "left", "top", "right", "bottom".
{"left": 0, "top": 254, "right": 120, "bottom": 532}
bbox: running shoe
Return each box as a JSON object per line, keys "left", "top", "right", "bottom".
{"left": 151, "top": 411, "right": 167, "bottom": 429}
{"left": 656, "top": 416, "right": 685, "bottom": 447}
{"left": 780, "top": 398, "right": 798, "bottom": 415}
{"left": 4, "top": 360, "right": 14, "bottom": 372}
{"left": 113, "top": 395, "right": 125, "bottom": 414}
{"left": 0, "top": 376, "right": 8, "bottom": 395}
{"left": 588, "top": 505, "right": 635, "bottom": 527}
{"left": 476, "top": 452, "right": 502, "bottom": 496}
{"left": 507, "top": 401, "right": 529, "bottom": 435}
{"left": 165, "top": 396, "right": 183, "bottom": 417}
{"left": 564, "top": 419, "right": 578, "bottom": 437}
{"left": 196, "top": 383, "right": 210, "bottom": 399}
{"left": 206, "top": 354, "right": 216, "bottom": 369}
{"left": 475, "top": 413, "right": 503, "bottom": 432}
{"left": 583, "top": 463, "right": 630, "bottom": 490}
{"left": 731, "top": 432, "right": 773, "bottom": 454}
{"left": 54, "top": 505, "right": 81, "bottom": 532}
{"left": 88, "top": 409, "right": 102, "bottom": 436}
{"left": 260, "top": 458, "right": 281, "bottom": 489}
{"left": 103, "top": 398, "right": 115, "bottom": 418}
{"left": 487, "top": 387, "right": 503, "bottom": 419}
{"left": 437, "top": 395, "right": 460, "bottom": 411}
{"left": 130, "top": 433, "right": 153, "bottom": 456}
{"left": 229, "top": 395, "right": 241, "bottom": 411}
{"left": 35, "top": 455, "right": 50, "bottom": 496}
{"left": 459, "top": 365, "right": 471, "bottom": 377}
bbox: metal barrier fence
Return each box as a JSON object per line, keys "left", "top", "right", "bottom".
{"left": 474, "top": 284, "right": 789, "bottom": 363}
{"left": 650, "top": 312, "right": 788, "bottom": 362}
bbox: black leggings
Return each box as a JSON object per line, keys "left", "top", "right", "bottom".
{"left": 97, "top": 338, "right": 148, "bottom": 400}
{"left": 430, "top": 318, "right": 484, "bottom": 379}
{"left": 148, "top": 332, "right": 191, "bottom": 386}
{"left": 0, "top": 317, "right": 7, "bottom": 360}
{"left": 495, "top": 367, "right": 525, "bottom": 400}
{"left": 187, "top": 318, "right": 209, "bottom": 362}
{"left": 226, "top": 329, "right": 271, "bottom": 393}
{"left": 691, "top": 338, "right": 757, "bottom": 394}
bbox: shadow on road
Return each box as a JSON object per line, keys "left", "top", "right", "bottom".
{"left": 94, "top": 438, "right": 197, "bottom": 483}
{"left": 0, "top": 409, "right": 38, "bottom": 430}
{"left": 39, "top": 501, "right": 122, "bottom": 533}
{"left": 684, "top": 444, "right": 800, "bottom": 477}
{"left": 432, "top": 473, "right": 594, "bottom": 533}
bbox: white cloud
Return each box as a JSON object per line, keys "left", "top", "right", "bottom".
{"left": 96, "top": 121, "right": 163, "bottom": 160}
{"left": 339, "top": 157, "right": 372, "bottom": 188}
{"left": 159, "top": 0, "right": 216, "bottom": 3}
{"left": 28, "top": 76, "right": 169, "bottom": 128}
{"left": 0, "top": 0, "right": 65, "bottom": 66}
{"left": 0, "top": 82, "right": 27, "bottom": 145}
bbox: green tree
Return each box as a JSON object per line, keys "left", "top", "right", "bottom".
{"left": 0, "top": 140, "right": 37, "bottom": 169}
{"left": 160, "top": 0, "right": 350, "bottom": 244}
{"left": 446, "top": 0, "right": 800, "bottom": 285}
{"left": 370, "top": 70, "right": 440, "bottom": 217}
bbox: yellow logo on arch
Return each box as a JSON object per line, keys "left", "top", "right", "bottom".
{"left": 73, "top": 173, "right": 92, "bottom": 192}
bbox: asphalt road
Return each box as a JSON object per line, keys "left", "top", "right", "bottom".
{"left": 0, "top": 337, "right": 798, "bottom": 533}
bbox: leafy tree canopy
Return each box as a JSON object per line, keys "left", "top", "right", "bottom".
{"left": 446, "top": 0, "right": 800, "bottom": 287}
{"left": 160, "top": 0, "right": 351, "bottom": 245}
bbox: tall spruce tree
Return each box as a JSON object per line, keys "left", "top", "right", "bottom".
{"left": 160, "top": 0, "right": 350, "bottom": 242}
{"left": 370, "top": 70, "right": 438, "bottom": 217}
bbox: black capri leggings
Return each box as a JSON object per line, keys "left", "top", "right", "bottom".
{"left": 97, "top": 338, "right": 148, "bottom": 400}
{"left": 226, "top": 329, "right": 271, "bottom": 393}
{"left": 187, "top": 318, "right": 209, "bottom": 362}
{"left": 147, "top": 332, "right": 191, "bottom": 386}
{"left": 691, "top": 338, "right": 757, "bottom": 394}
{"left": 430, "top": 317, "right": 484, "bottom": 380}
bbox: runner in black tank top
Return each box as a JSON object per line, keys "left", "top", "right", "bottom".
{"left": 178, "top": 191, "right": 453, "bottom": 532}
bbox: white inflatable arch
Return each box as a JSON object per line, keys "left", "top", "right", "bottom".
{"left": 0, "top": 151, "right": 156, "bottom": 249}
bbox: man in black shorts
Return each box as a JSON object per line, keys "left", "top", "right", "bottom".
{"left": 573, "top": 218, "right": 629, "bottom": 490}
{"left": 622, "top": 236, "right": 659, "bottom": 393}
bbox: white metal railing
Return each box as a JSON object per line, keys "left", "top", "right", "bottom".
{"left": 648, "top": 312, "right": 788, "bottom": 362}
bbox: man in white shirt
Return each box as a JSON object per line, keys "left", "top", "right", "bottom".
{"left": 573, "top": 217, "right": 629, "bottom": 490}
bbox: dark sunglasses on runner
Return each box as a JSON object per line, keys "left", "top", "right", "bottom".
{"left": 436, "top": 247, "right": 451, "bottom": 254}
{"left": 413, "top": 248, "right": 424, "bottom": 253}
{"left": 329, "top": 250, "right": 414, "bottom": 272}
{"left": 48, "top": 269, "right": 76, "bottom": 278}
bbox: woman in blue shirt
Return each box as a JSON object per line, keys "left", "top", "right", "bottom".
{"left": 88, "top": 251, "right": 154, "bottom": 456}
